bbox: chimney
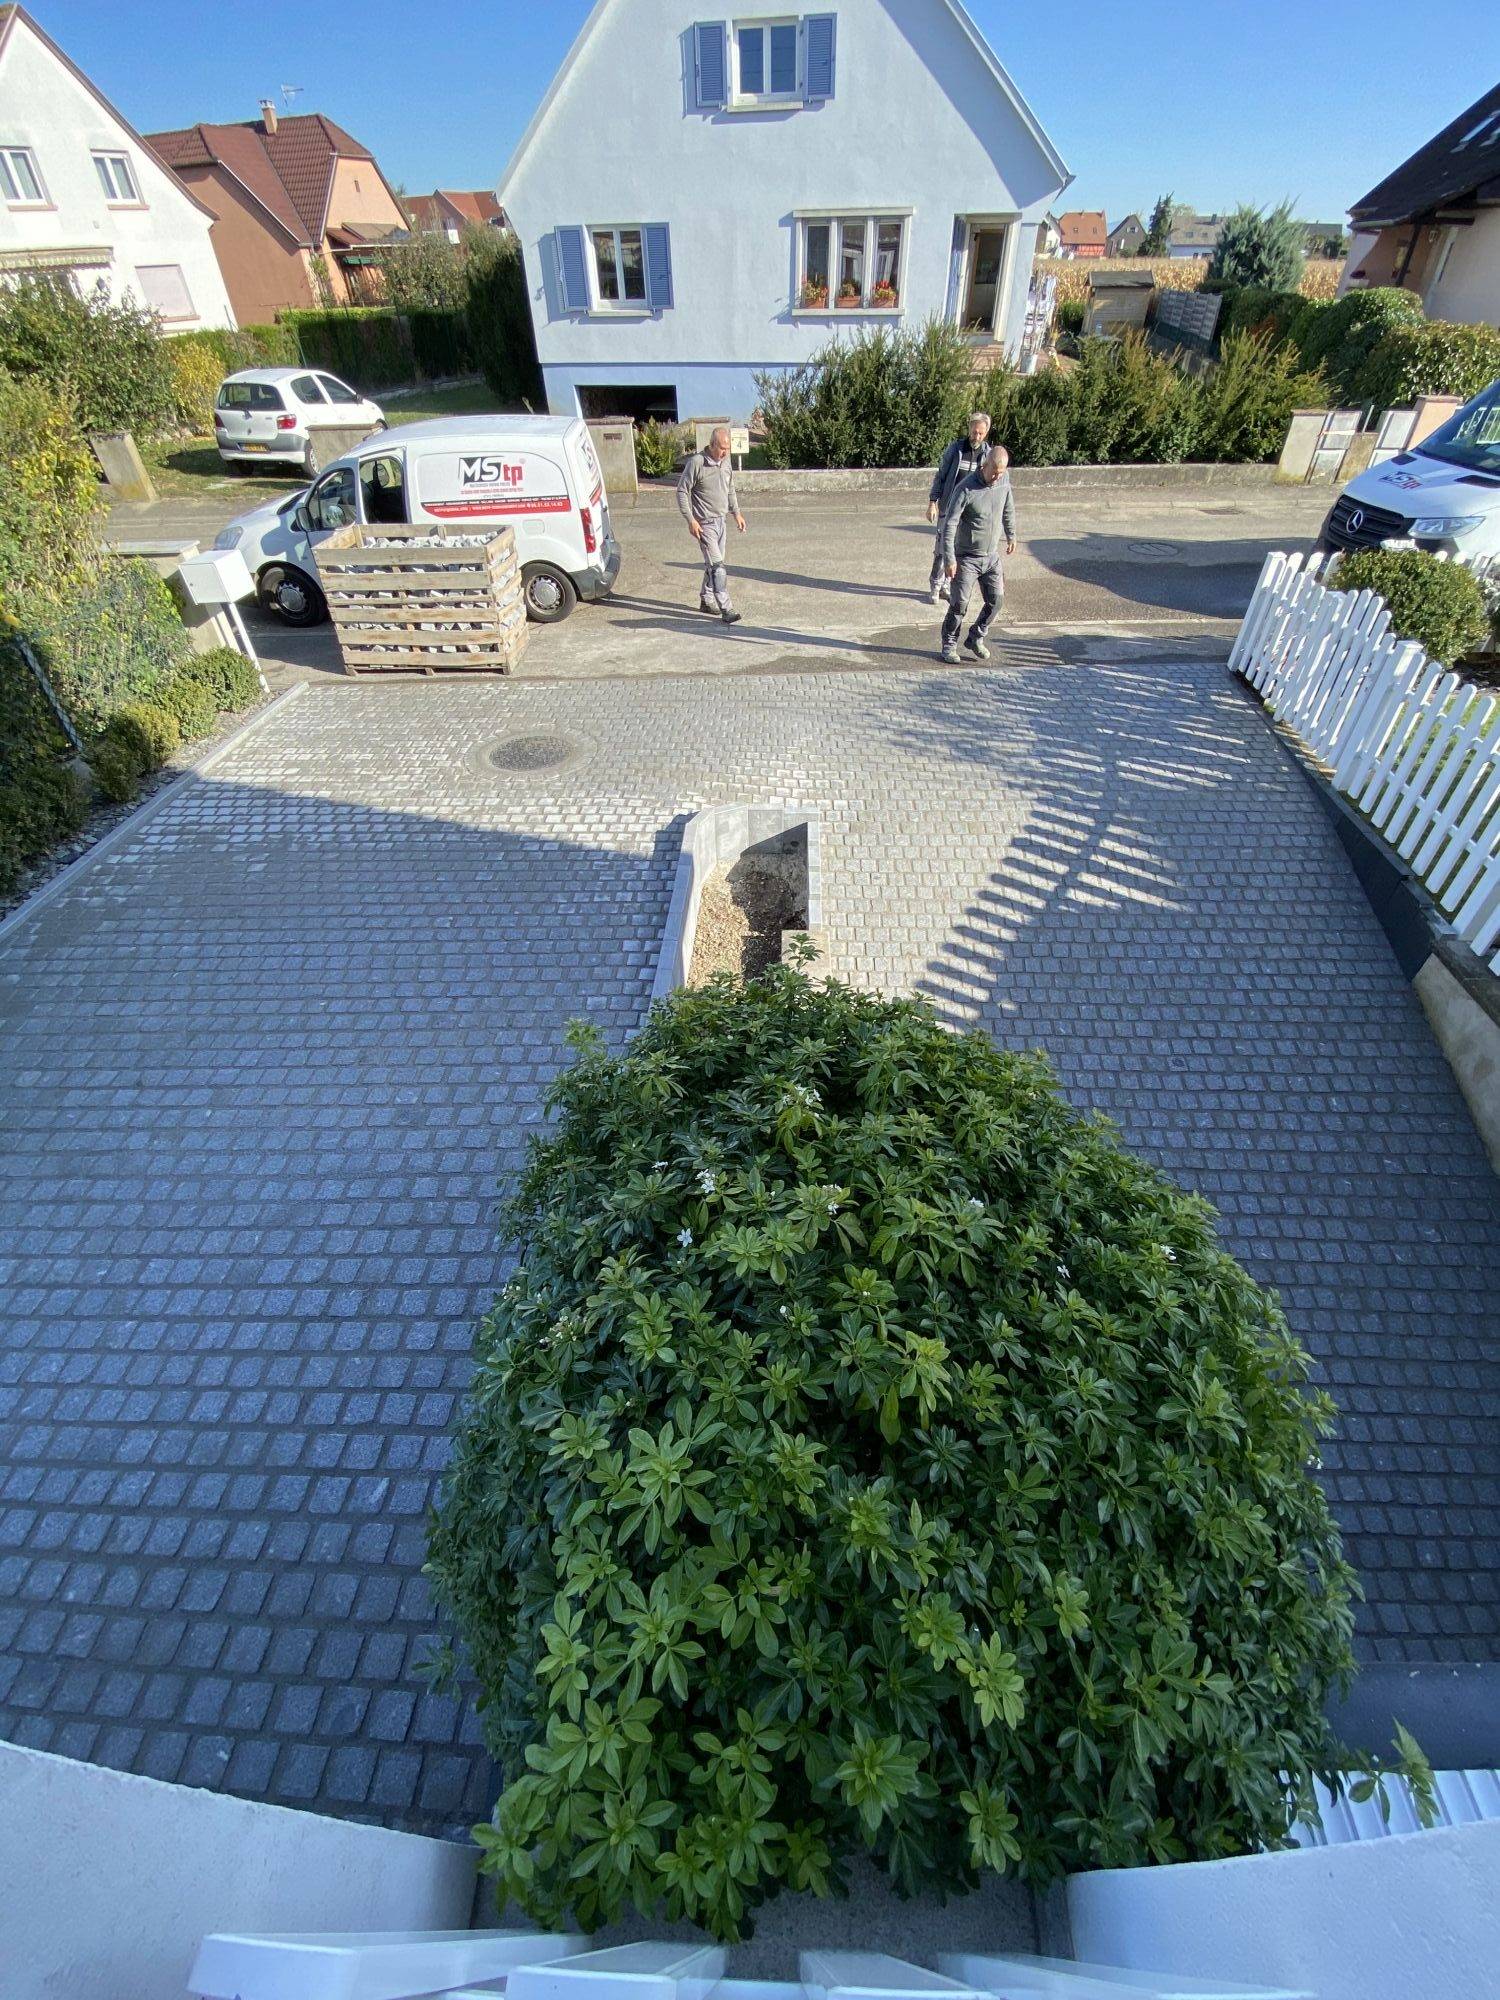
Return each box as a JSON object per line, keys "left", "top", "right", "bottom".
{"left": 260, "top": 98, "right": 278, "bottom": 135}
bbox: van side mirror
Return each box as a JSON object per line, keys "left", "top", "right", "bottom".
{"left": 292, "top": 505, "right": 310, "bottom": 533}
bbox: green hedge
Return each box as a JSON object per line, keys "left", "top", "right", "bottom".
{"left": 1296, "top": 287, "right": 1424, "bottom": 402}
{"left": 1332, "top": 549, "right": 1490, "bottom": 667}
{"left": 0, "top": 278, "right": 177, "bottom": 439}
{"left": 464, "top": 236, "right": 544, "bottom": 407}
{"left": 757, "top": 321, "right": 974, "bottom": 468}
{"left": 280, "top": 308, "right": 420, "bottom": 390}
{"left": 1354, "top": 321, "right": 1500, "bottom": 410}
{"left": 0, "top": 627, "right": 86, "bottom": 891}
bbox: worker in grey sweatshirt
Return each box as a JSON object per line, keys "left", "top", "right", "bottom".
{"left": 676, "top": 426, "right": 746, "bottom": 625}
{"left": 925, "top": 411, "right": 992, "bottom": 602}
{"left": 939, "top": 444, "right": 1016, "bottom": 664}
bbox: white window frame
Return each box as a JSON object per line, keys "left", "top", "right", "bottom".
{"left": 0, "top": 145, "right": 48, "bottom": 207}
{"left": 92, "top": 151, "right": 142, "bottom": 205}
{"left": 731, "top": 16, "right": 803, "bottom": 108}
{"left": 586, "top": 223, "right": 650, "bottom": 313}
{"left": 793, "top": 210, "right": 912, "bottom": 315}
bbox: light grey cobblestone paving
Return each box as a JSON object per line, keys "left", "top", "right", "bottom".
{"left": 2, "top": 664, "right": 1497, "bottom": 1834}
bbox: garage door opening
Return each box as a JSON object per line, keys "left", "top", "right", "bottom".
{"left": 578, "top": 384, "right": 679, "bottom": 424}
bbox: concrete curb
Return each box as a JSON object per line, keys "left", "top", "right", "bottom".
{"left": 633, "top": 461, "right": 1285, "bottom": 502}
{"left": 651, "top": 805, "right": 823, "bottom": 999}
{"left": 0, "top": 683, "right": 307, "bottom": 955}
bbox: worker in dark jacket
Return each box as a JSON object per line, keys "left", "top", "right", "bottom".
{"left": 939, "top": 444, "right": 1016, "bottom": 664}
{"left": 925, "top": 412, "right": 992, "bottom": 602}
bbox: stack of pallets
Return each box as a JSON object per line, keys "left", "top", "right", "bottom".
{"left": 314, "top": 522, "right": 529, "bottom": 675}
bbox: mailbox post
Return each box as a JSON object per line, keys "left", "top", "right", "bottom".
{"left": 173, "top": 548, "right": 267, "bottom": 691}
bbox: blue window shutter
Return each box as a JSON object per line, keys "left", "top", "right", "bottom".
{"left": 694, "top": 21, "right": 728, "bottom": 109}
{"left": 644, "top": 225, "right": 673, "bottom": 310}
{"left": 556, "top": 226, "right": 588, "bottom": 311}
{"left": 805, "top": 14, "right": 837, "bottom": 99}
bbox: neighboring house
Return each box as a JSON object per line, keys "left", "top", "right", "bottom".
{"left": 498, "top": 0, "right": 1070, "bottom": 423}
{"left": 0, "top": 5, "right": 233, "bottom": 328}
{"left": 1038, "top": 210, "right": 1061, "bottom": 255}
{"left": 1302, "top": 219, "right": 1345, "bottom": 258}
{"left": 1166, "top": 212, "right": 1223, "bottom": 258}
{"left": 1056, "top": 208, "right": 1106, "bottom": 257}
{"left": 407, "top": 189, "right": 507, "bottom": 241}
{"left": 146, "top": 105, "right": 408, "bottom": 324}
{"left": 1342, "top": 81, "right": 1500, "bottom": 326}
{"left": 1106, "top": 211, "right": 1145, "bottom": 256}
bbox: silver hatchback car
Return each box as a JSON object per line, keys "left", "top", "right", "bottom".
{"left": 214, "top": 367, "right": 385, "bottom": 476}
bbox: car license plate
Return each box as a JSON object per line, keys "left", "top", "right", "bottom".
{"left": 239, "top": 441, "right": 268, "bottom": 452}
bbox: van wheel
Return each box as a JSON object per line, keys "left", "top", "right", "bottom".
{"left": 522, "top": 564, "right": 578, "bottom": 623}
{"left": 258, "top": 564, "right": 327, "bottom": 626}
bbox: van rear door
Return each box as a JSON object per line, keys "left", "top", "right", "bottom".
{"left": 566, "top": 421, "right": 610, "bottom": 560}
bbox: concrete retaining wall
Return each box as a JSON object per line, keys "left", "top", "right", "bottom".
{"left": 1067, "top": 1820, "right": 1500, "bottom": 2000}
{"left": 651, "top": 806, "right": 824, "bottom": 1000}
{"left": 0, "top": 1742, "right": 477, "bottom": 2000}
{"left": 635, "top": 462, "right": 1283, "bottom": 501}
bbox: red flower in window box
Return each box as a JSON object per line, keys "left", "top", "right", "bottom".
{"left": 799, "top": 279, "right": 830, "bottom": 309}
{"left": 870, "top": 281, "right": 899, "bottom": 308}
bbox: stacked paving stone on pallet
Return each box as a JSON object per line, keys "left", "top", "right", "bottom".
{"left": 315, "top": 523, "right": 529, "bottom": 676}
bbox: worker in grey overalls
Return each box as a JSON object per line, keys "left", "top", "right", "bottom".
{"left": 939, "top": 444, "right": 1016, "bottom": 664}
{"left": 925, "top": 411, "right": 992, "bottom": 603}
{"left": 676, "top": 426, "right": 746, "bottom": 625}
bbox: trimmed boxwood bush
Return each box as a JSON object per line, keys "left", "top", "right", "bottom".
{"left": 430, "top": 965, "right": 1420, "bottom": 1941}
{"left": 1297, "top": 287, "right": 1423, "bottom": 401}
{"left": 634, "top": 420, "right": 685, "bottom": 479}
{"left": 177, "top": 645, "right": 262, "bottom": 712}
{"left": 1333, "top": 548, "right": 1490, "bottom": 666}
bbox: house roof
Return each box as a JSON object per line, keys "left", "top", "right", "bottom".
{"left": 498, "top": 0, "right": 1070, "bottom": 202}
{"left": 408, "top": 189, "right": 506, "bottom": 232}
{"left": 1108, "top": 213, "right": 1144, "bottom": 235}
{"left": 1057, "top": 209, "right": 1107, "bottom": 246}
{"left": 146, "top": 110, "right": 397, "bottom": 246}
{"left": 1168, "top": 213, "right": 1224, "bottom": 250}
{"left": 0, "top": 4, "right": 218, "bottom": 221}
{"left": 1350, "top": 82, "right": 1500, "bottom": 227}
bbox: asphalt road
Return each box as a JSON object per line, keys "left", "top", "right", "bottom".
{"left": 109, "top": 475, "right": 1334, "bottom": 685}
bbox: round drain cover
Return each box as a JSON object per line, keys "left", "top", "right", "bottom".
{"left": 488, "top": 732, "right": 582, "bottom": 774}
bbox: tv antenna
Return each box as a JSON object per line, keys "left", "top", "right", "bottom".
{"left": 279, "top": 84, "right": 303, "bottom": 108}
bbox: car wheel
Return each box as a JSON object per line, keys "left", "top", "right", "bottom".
{"left": 522, "top": 563, "right": 578, "bottom": 623}
{"left": 303, "top": 437, "right": 325, "bottom": 476}
{"left": 258, "top": 564, "right": 328, "bottom": 626}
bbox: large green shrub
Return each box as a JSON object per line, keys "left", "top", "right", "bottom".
{"left": 986, "top": 365, "right": 1071, "bottom": 466}
{"left": 465, "top": 235, "right": 545, "bottom": 408}
{"left": 1297, "top": 288, "right": 1424, "bottom": 401}
{"left": 163, "top": 324, "right": 300, "bottom": 430}
{"left": 757, "top": 320, "right": 971, "bottom": 468}
{"left": 181, "top": 645, "right": 262, "bottom": 711}
{"left": 1206, "top": 203, "right": 1305, "bottom": 294}
{"left": 29, "top": 558, "right": 191, "bottom": 732}
{"left": 0, "top": 621, "right": 86, "bottom": 892}
{"left": 1191, "top": 331, "right": 1326, "bottom": 462}
{"left": 429, "top": 965, "right": 1415, "bottom": 1942}
{"left": 1354, "top": 321, "right": 1500, "bottom": 411}
{"left": 1332, "top": 548, "right": 1490, "bottom": 667}
{"left": 281, "top": 307, "right": 417, "bottom": 389}
{"left": 634, "top": 420, "right": 685, "bottom": 479}
{"left": 0, "top": 278, "right": 177, "bottom": 438}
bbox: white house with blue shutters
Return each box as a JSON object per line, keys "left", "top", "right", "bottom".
{"left": 497, "top": 0, "right": 1070, "bottom": 423}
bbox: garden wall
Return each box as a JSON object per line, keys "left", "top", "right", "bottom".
{"left": 0, "top": 1740, "right": 476, "bottom": 2000}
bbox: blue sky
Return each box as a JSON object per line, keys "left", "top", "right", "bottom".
{"left": 40, "top": 0, "right": 1500, "bottom": 224}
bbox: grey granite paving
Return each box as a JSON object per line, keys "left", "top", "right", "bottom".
{"left": 1, "top": 662, "right": 1497, "bottom": 1836}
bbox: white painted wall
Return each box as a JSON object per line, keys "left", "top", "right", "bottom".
{"left": 0, "top": 11, "right": 235, "bottom": 329}
{"left": 501, "top": 0, "right": 1066, "bottom": 415}
{"left": 1422, "top": 209, "right": 1500, "bottom": 327}
{"left": 0, "top": 1742, "right": 477, "bottom": 2000}
{"left": 1067, "top": 1821, "right": 1500, "bottom": 2000}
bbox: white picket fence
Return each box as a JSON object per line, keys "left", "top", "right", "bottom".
{"left": 1230, "top": 550, "right": 1500, "bottom": 972}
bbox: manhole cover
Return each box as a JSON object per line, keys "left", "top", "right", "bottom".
{"left": 487, "top": 732, "right": 583, "bottom": 774}
{"left": 1126, "top": 539, "right": 1179, "bottom": 558}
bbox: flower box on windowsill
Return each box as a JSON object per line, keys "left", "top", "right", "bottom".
{"left": 791, "top": 304, "right": 905, "bottom": 319}
{"left": 834, "top": 288, "right": 863, "bottom": 309}
{"left": 870, "top": 285, "right": 899, "bottom": 310}
{"left": 798, "top": 284, "right": 829, "bottom": 310}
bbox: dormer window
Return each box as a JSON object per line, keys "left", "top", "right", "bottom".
{"left": 692, "top": 15, "right": 836, "bottom": 112}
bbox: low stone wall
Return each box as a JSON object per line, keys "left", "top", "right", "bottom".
{"left": 1, "top": 1741, "right": 477, "bottom": 2000}
{"left": 636, "top": 462, "right": 1282, "bottom": 501}
{"left": 1067, "top": 1820, "right": 1500, "bottom": 2000}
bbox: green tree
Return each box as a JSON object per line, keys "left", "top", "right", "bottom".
{"left": 1140, "top": 193, "right": 1180, "bottom": 256}
{"left": 1207, "top": 202, "right": 1306, "bottom": 294}
{"left": 0, "top": 278, "right": 177, "bottom": 439}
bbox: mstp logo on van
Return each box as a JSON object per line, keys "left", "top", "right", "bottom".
{"left": 424, "top": 450, "right": 571, "bottom": 519}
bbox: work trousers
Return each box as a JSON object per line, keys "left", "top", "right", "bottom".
{"left": 941, "top": 552, "right": 1003, "bottom": 645}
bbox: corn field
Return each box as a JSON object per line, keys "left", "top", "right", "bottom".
{"left": 1034, "top": 256, "right": 1345, "bottom": 307}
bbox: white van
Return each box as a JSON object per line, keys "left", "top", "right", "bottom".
{"left": 1320, "top": 376, "right": 1500, "bottom": 563}
{"left": 213, "top": 415, "right": 621, "bottom": 625}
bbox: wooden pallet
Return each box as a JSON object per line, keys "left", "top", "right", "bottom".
{"left": 314, "top": 522, "right": 530, "bottom": 675}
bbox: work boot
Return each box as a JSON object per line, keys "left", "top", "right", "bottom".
{"left": 965, "top": 632, "right": 990, "bottom": 661}
{"left": 721, "top": 610, "right": 742, "bottom": 626}
{"left": 699, "top": 601, "right": 719, "bottom": 615}
{"left": 941, "top": 641, "right": 960, "bottom": 665}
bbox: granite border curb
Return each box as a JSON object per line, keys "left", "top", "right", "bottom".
{"left": 650, "top": 804, "right": 824, "bottom": 1000}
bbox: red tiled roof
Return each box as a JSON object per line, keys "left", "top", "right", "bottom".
{"left": 1057, "top": 209, "right": 1107, "bottom": 248}
{"left": 437, "top": 189, "right": 504, "bottom": 224}
{"left": 144, "top": 111, "right": 388, "bottom": 246}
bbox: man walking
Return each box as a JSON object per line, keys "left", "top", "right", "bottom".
{"left": 925, "top": 411, "right": 991, "bottom": 603}
{"left": 677, "top": 425, "right": 746, "bottom": 625}
{"left": 938, "top": 444, "right": 1015, "bottom": 665}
